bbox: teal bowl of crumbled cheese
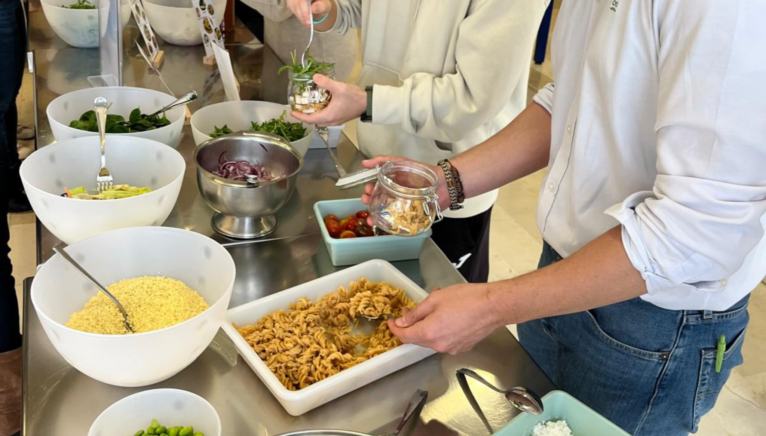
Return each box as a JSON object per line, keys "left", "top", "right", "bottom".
{"left": 494, "top": 391, "right": 630, "bottom": 436}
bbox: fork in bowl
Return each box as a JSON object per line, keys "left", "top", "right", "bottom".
{"left": 94, "top": 97, "right": 113, "bottom": 193}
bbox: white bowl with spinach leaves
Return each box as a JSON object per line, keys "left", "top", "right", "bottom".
{"left": 47, "top": 87, "right": 186, "bottom": 148}
{"left": 190, "top": 101, "right": 315, "bottom": 156}
{"left": 41, "top": 0, "right": 131, "bottom": 49}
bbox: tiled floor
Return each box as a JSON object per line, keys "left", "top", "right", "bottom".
{"left": 10, "top": 4, "right": 765, "bottom": 433}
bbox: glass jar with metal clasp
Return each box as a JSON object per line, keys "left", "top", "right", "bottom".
{"left": 287, "top": 65, "right": 335, "bottom": 115}
{"left": 368, "top": 161, "right": 443, "bottom": 236}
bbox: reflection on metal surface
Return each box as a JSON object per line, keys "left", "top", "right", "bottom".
{"left": 26, "top": 12, "right": 555, "bottom": 436}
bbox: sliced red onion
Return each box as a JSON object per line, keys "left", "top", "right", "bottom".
{"left": 212, "top": 152, "right": 274, "bottom": 182}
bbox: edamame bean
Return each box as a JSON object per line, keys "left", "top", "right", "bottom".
{"left": 150, "top": 419, "right": 160, "bottom": 429}
{"left": 168, "top": 427, "right": 180, "bottom": 436}
{"left": 156, "top": 426, "right": 168, "bottom": 434}
{"left": 179, "top": 426, "right": 194, "bottom": 436}
{"left": 134, "top": 431, "right": 145, "bottom": 436}
{"left": 193, "top": 432, "right": 204, "bottom": 436}
{"left": 146, "top": 428, "right": 157, "bottom": 435}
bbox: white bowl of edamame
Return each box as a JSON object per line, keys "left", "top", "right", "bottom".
{"left": 88, "top": 389, "right": 221, "bottom": 436}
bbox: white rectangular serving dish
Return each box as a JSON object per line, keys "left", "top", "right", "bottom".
{"left": 221, "top": 259, "right": 435, "bottom": 416}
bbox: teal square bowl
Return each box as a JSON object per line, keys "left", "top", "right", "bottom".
{"left": 313, "top": 199, "right": 432, "bottom": 267}
{"left": 494, "top": 391, "right": 630, "bottom": 436}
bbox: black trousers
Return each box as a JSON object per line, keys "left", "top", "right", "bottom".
{"left": 0, "top": 0, "right": 25, "bottom": 353}
{"left": 430, "top": 207, "right": 493, "bottom": 284}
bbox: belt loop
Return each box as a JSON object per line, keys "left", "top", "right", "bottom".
{"left": 703, "top": 310, "right": 713, "bottom": 320}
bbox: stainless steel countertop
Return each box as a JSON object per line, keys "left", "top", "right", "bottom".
{"left": 23, "top": 10, "right": 555, "bottom": 436}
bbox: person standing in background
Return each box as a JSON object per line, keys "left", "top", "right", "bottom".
{"left": 285, "top": 0, "right": 548, "bottom": 283}
{"left": 238, "top": 0, "right": 358, "bottom": 82}
{"left": 0, "top": 0, "right": 28, "bottom": 434}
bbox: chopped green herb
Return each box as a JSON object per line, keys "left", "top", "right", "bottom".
{"left": 250, "top": 111, "right": 307, "bottom": 142}
{"left": 209, "top": 124, "right": 233, "bottom": 139}
{"left": 62, "top": 0, "right": 96, "bottom": 9}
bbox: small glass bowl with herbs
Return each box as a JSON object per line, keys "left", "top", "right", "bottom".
{"left": 279, "top": 51, "right": 335, "bottom": 115}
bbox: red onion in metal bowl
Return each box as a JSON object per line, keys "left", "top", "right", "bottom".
{"left": 212, "top": 152, "right": 273, "bottom": 182}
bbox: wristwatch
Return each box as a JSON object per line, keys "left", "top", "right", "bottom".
{"left": 361, "top": 86, "right": 373, "bottom": 123}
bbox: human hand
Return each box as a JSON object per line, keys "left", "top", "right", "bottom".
{"left": 360, "top": 156, "right": 450, "bottom": 225}
{"left": 387, "top": 284, "right": 503, "bottom": 355}
{"left": 290, "top": 75, "right": 367, "bottom": 127}
{"left": 286, "top": 0, "right": 333, "bottom": 27}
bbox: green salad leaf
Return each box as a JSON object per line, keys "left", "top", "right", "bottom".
{"left": 277, "top": 51, "right": 334, "bottom": 76}
{"left": 69, "top": 108, "right": 171, "bottom": 134}
{"left": 63, "top": 0, "right": 96, "bottom": 9}
{"left": 210, "top": 124, "right": 233, "bottom": 139}
{"left": 250, "top": 111, "right": 307, "bottom": 142}
{"left": 209, "top": 111, "right": 307, "bottom": 142}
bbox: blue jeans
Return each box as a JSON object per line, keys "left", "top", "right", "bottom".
{"left": 0, "top": 0, "right": 25, "bottom": 353}
{"left": 518, "top": 243, "right": 749, "bottom": 436}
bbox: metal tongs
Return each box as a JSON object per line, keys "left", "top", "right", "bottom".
{"left": 457, "top": 368, "right": 544, "bottom": 434}
{"left": 378, "top": 389, "right": 429, "bottom": 436}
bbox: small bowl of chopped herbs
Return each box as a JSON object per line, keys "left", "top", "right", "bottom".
{"left": 47, "top": 86, "right": 186, "bottom": 148}
{"left": 88, "top": 389, "right": 222, "bottom": 436}
{"left": 190, "top": 100, "right": 315, "bottom": 156}
{"left": 41, "top": 0, "right": 131, "bottom": 48}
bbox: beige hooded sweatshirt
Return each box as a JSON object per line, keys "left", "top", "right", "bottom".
{"left": 325, "top": 0, "right": 548, "bottom": 218}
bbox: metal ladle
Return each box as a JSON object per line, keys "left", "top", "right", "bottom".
{"left": 52, "top": 243, "right": 134, "bottom": 333}
{"left": 456, "top": 368, "right": 544, "bottom": 434}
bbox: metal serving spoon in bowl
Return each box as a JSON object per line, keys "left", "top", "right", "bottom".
{"left": 53, "top": 243, "right": 134, "bottom": 333}
{"left": 456, "top": 368, "right": 544, "bottom": 434}
{"left": 146, "top": 91, "right": 198, "bottom": 117}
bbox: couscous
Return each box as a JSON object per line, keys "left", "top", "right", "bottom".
{"left": 66, "top": 277, "right": 209, "bottom": 334}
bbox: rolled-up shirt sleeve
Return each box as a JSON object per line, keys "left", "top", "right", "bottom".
{"left": 532, "top": 82, "right": 554, "bottom": 114}
{"left": 606, "top": 0, "right": 766, "bottom": 295}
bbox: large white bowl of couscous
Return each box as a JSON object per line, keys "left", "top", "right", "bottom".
{"left": 31, "top": 227, "right": 236, "bottom": 387}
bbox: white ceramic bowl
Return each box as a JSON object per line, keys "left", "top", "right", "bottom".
{"left": 221, "top": 259, "right": 435, "bottom": 416}
{"left": 20, "top": 136, "right": 185, "bottom": 244}
{"left": 47, "top": 86, "right": 186, "bottom": 148}
{"left": 143, "top": 0, "right": 226, "bottom": 46}
{"left": 41, "top": 0, "right": 131, "bottom": 49}
{"left": 32, "top": 227, "right": 236, "bottom": 387}
{"left": 88, "top": 389, "right": 222, "bottom": 436}
{"left": 190, "top": 101, "right": 314, "bottom": 156}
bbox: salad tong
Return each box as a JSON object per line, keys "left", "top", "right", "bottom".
{"left": 457, "top": 368, "right": 544, "bottom": 434}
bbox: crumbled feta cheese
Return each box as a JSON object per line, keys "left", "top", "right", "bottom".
{"left": 532, "top": 420, "right": 574, "bottom": 436}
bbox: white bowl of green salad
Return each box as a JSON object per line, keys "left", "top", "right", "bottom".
{"left": 41, "top": 0, "right": 131, "bottom": 49}
{"left": 20, "top": 135, "right": 185, "bottom": 244}
{"left": 190, "top": 101, "right": 315, "bottom": 156}
{"left": 47, "top": 86, "right": 186, "bottom": 148}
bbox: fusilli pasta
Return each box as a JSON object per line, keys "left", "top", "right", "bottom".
{"left": 235, "top": 278, "right": 417, "bottom": 391}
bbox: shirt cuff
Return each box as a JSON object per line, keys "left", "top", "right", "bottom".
{"left": 532, "top": 83, "right": 554, "bottom": 114}
{"left": 605, "top": 192, "right": 726, "bottom": 295}
{"left": 371, "top": 84, "right": 405, "bottom": 125}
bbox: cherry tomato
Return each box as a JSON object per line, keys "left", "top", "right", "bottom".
{"left": 356, "top": 210, "right": 370, "bottom": 220}
{"left": 340, "top": 230, "right": 357, "bottom": 239}
{"left": 338, "top": 217, "right": 349, "bottom": 229}
{"left": 326, "top": 220, "right": 342, "bottom": 238}
{"left": 343, "top": 216, "right": 358, "bottom": 231}
{"left": 325, "top": 214, "right": 339, "bottom": 223}
{"left": 354, "top": 222, "right": 374, "bottom": 237}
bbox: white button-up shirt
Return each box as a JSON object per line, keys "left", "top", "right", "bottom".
{"left": 533, "top": 0, "right": 766, "bottom": 311}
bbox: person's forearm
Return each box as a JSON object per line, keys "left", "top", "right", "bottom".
{"left": 487, "top": 227, "right": 647, "bottom": 326}
{"left": 450, "top": 102, "right": 552, "bottom": 199}
{"left": 313, "top": 0, "right": 338, "bottom": 32}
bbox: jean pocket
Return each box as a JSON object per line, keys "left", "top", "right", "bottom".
{"left": 692, "top": 327, "right": 747, "bottom": 431}
{"left": 582, "top": 310, "right": 667, "bottom": 361}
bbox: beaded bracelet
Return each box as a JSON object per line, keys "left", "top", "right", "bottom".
{"left": 438, "top": 159, "right": 464, "bottom": 211}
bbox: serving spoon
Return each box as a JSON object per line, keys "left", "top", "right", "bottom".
{"left": 301, "top": 0, "right": 315, "bottom": 68}
{"left": 53, "top": 243, "right": 135, "bottom": 333}
{"left": 146, "top": 91, "right": 198, "bottom": 117}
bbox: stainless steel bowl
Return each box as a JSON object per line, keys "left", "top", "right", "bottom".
{"left": 194, "top": 131, "right": 303, "bottom": 239}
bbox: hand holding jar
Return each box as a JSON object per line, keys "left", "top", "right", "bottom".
{"left": 360, "top": 159, "right": 445, "bottom": 236}
{"left": 290, "top": 74, "right": 368, "bottom": 126}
